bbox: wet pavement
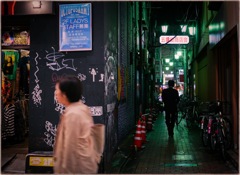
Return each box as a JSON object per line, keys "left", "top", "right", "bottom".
{"left": 108, "top": 112, "right": 239, "bottom": 174}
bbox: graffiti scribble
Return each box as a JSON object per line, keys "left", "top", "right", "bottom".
{"left": 45, "top": 47, "right": 77, "bottom": 71}
{"left": 43, "top": 121, "right": 57, "bottom": 147}
{"left": 32, "top": 52, "right": 42, "bottom": 107}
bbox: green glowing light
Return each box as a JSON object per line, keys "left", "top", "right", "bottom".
{"left": 164, "top": 163, "right": 198, "bottom": 167}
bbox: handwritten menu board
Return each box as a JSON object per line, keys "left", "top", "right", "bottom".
{"left": 59, "top": 3, "right": 92, "bottom": 51}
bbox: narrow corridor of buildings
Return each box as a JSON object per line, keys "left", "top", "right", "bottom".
{"left": 109, "top": 112, "right": 238, "bottom": 174}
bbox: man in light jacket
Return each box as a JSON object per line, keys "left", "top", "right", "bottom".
{"left": 54, "top": 75, "right": 104, "bottom": 174}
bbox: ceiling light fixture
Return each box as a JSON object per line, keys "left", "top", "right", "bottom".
{"left": 161, "top": 25, "right": 168, "bottom": 33}
{"left": 174, "top": 54, "right": 179, "bottom": 59}
{"left": 180, "top": 25, "right": 187, "bottom": 33}
{"left": 189, "top": 26, "right": 196, "bottom": 36}
{"left": 165, "top": 58, "right": 170, "bottom": 63}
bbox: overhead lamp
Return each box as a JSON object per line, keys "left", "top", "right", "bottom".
{"left": 165, "top": 58, "right": 170, "bottom": 63}
{"left": 189, "top": 26, "right": 196, "bottom": 36}
{"left": 174, "top": 54, "right": 179, "bottom": 59}
{"left": 169, "top": 62, "right": 173, "bottom": 66}
{"left": 177, "top": 51, "right": 182, "bottom": 56}
{"left": 165, "top": 67, "right": 169, "bottom": 70}
{"left": 180, "top": 25, "right": 187, "bottom": 33}
{"left": 161, "top": 25, "right": 168, "bottom": 33}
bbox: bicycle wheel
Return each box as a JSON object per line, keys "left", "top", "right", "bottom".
{"left": 210, "top": 121, "right": 218, "bottom": 151}
{"left": 186, "top": 109, "right": 193, "bottom": 128}
{"left": 202, "top": 118, "right": 209, "bottom": 146}
{"left": 223, "top": 117, "right": 233, "bottom": 150}
{"left": 194, "top": 111, "right": 201, "bottom": 127}
{"left": 219, "top": 129, "right": 227, "bottom": 160}
{"left": 210, "top": 134, "right": 217, "bottom": 151}
{"left": 176, "top": 111, "right": 185, "bottom": 125}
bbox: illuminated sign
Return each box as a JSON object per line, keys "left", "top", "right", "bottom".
{"left": 159, "top": 35, "right": 189, "bottom": 44}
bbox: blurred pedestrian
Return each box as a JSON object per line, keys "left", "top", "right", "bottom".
{"left": 53, "top": 75, "right": 99, "bottom": 174}
{"left": 162, "top": 80, "right": 180, "bottom": 137}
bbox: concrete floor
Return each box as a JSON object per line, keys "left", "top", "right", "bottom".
{"left": 108, "top": 112, "right": 239, "bottom": 174}
{"left": 1, "top": 138, "right": 28, "bottom": 174}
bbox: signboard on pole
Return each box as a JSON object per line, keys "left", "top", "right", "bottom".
{"left": 59, "top": 3, "right": 92, "bottom": 51}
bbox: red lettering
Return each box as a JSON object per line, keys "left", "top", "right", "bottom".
{"left": 183, "top": 37, "right": 187, "bottom": 43}
{"left": 161, "top": 37, "right": 165, "bottom": 43}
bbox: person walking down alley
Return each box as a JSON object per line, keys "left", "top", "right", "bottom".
{"left": 53, "top": 75, "right": 102, "bottom": 174}
{"left": 162, "top": 80, "right": 180, "bottom": 137}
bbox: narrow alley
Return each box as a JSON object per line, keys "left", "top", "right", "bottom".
{"left": 108, "top": 112, "right": 238, "bottom": 174}
{"left": 1, "top": 1, "right": 239, "bottom": 173}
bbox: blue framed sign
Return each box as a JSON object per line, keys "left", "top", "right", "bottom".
{"left": 59, "top": 3, "right": 92, "bottom": 51}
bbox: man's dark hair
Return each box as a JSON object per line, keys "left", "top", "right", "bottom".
{"left": 168, "top": 80, "right": 175, "bottom": 87}
{"left": 58, "top": 75, "right": 82, "bottom": 102}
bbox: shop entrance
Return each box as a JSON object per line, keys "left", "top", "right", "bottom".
{"left": 1, "top": 21, "right": 30, "bottom": 158}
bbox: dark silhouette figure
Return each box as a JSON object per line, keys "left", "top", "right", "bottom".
{"left": 162, "top": 80, "right": 180, "bottom": 137}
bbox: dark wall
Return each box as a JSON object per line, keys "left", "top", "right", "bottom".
{"left": 28, "top": 2, "right": 105, "bottom": 152}
{"left": 118, "top": 2, "right": 135, "bottom": 143}
{"left": 102, "top": 2, "right": 119, "bottom": 164}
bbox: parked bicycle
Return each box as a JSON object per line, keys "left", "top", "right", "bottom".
{"left": 200, "top": 101, "right": 219, "bottom": 146}
{"left": 176, "top": 95, "right": 200, "bottom": 128}
{"left": 200, "top": 101, "right": 232, "bottom": 159}
{"left": 176, "top": 95, "right": 190, "bottom": 127}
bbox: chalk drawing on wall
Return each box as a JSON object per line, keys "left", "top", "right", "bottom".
{"left": 44, "top": 121, "right": 57, "bottom": 148}
{"left": 77, "top": 73, "right": 86, "bottom": 82}
{"left": 32, "top": 84, "right": 42, "bottom": 107}
{"left": 54, "top": 96, "right": 65, "bottom": 114}
{"left": 81, "top": 96, "right": 86, "bottom": 104}
{"left": 89, "top": 106, "right": 103, "bottom": 116}
{"left": 45, "top": 47, "right": 77, "bottom": 71}
{"left": 32, "top": 52, "right": 43, "bottom": 107}
{"left": 89, "top": 68, "right": 98, "bottom": 82}
{"left": 99, "top": 73, "right": 104, "bottom": 82}
{"left": 89, "top": 67, "right": 105, "bottom": 82}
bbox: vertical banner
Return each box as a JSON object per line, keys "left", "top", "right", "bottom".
{"left": 59, "top": 3, "right": 92, "bottom": 51}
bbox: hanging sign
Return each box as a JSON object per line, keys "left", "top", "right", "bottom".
{"left": 59, "top": 3, "right": 92, "bottom": 51}
{"left": 159, "top": 35, "right": 189, "bottom": 44}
